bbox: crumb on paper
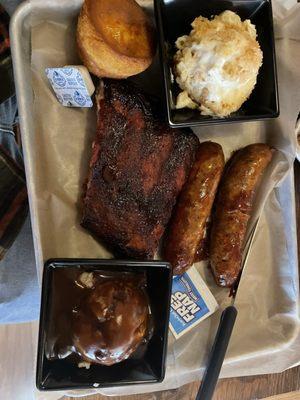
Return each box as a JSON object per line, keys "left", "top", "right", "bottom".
{"left": 78, "top": 361, "right": 91, "bottom": 369}
{"left": 79, "top": 272, "right": 94, "bottom": 288}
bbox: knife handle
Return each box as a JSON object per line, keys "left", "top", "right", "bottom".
{"left": 195, "top": 306, "right": 237, "bottom": 400}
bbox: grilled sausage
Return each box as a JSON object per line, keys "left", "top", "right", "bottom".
{"left": 164, "top": 142, "right": 225, "bottom": 275}
{"left": 210, "top": 143, "right": 273, "bottom": 287}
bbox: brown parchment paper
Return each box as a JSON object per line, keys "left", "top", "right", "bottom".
{"left": 27, "top": 1, "right": 300, "bottom": 398}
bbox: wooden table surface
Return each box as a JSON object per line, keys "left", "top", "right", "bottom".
{"left": 62, "top": 160, "right": 300, "bottom": 400}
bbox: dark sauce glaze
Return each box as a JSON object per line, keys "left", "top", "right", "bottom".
{"left": 45, "top": 267, "right": 152, "bottom": 366}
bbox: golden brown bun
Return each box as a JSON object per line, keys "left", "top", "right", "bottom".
{"left": 77, "top": 0, "right": 156, "bottom": 78}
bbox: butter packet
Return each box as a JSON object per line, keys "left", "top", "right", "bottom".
{"left": 170, "top": 266, "right": 219, "bottom": 339}
{"left": 45, "top": 66, "right": 94, "bottom": 108}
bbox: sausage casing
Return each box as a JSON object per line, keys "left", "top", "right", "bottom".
{"left": 210, "top": 143, "right": 273, "bottom": 287}
{"left": 164, "top": 141, "right": 225, "bottom": 275}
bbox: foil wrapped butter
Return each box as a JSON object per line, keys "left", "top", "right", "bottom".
{"left": 45, "top": 66, "right": 94, "bottom": 107}
{"left": 170, "top": 266, "right": 219, "bottom": 339}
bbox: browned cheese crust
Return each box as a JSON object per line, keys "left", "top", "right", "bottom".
{"left": 210, "top": 143, "right": 273, "bottom": 287}
{"left": 164, "top": 142, "right": 225, "bottom": 275}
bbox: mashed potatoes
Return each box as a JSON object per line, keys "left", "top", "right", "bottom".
{"left": 174, "top": 11, "right": 263, "bottom": 117}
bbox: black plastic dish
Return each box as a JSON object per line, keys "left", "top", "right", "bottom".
{"left": 154, "top": 0, "right": 279, "bottom": 128}
{"left": 36, "top": 259, "right": 172, "bottom": 391}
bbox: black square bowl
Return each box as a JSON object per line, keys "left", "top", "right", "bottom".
{"left": 154, "top": 0, "right": 279, "bottom": 127}
{"left": 36, "top": 259, "right": 172, "bottom": 391}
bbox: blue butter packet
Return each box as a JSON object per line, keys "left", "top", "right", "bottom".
{"left": 45, "top": 66, "right": 94, "bottom": 108}
{"left": 170, "top": 266, "right": 218, "bottom": 338}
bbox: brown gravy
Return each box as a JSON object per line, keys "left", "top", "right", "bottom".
{"left": 45, "top": 267, "right": 152, "bottom": 366}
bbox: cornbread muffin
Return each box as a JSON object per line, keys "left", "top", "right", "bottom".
{"left": 174, "top": 11, "right": 263, "bottom": 117}
{"left": 77, "top": 0, "right": 156, "bottom": 79}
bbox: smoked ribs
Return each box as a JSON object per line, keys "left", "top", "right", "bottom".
{"left": 81, "top": 79, "right": 199, "bottom": 259}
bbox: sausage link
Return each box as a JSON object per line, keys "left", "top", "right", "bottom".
{"left": 164, "top": 142, "right": 225, "bottom": 275}
{"left": 210, "top": 143, "right": 273, "bottom": 287}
